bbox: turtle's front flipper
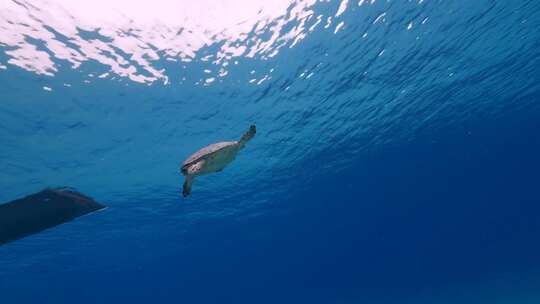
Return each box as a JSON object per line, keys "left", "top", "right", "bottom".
{"left": 183, "top": 175, "right": 194, "bottom": 197}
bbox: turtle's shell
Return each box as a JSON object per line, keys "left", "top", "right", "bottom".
{"left": 182, "top": 141, "right": 237, "bottom": 167}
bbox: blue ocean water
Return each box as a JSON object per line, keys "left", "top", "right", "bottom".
{"left": 1, "top": 0, "right": 540, "bottom": 303}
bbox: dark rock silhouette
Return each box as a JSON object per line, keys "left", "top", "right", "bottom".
{"left": 0, "top": 188, "right": 105, "bottom": 246}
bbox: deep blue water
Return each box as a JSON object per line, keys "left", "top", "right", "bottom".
{"left": 1, "top": 0, "right": 540, "bottom": 303}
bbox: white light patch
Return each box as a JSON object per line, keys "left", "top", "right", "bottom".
{"left": 373, "top": 12, "right": 386, "bottom": 24}
{"left": 336, "top": 0, "right": 349, "bottom": 17}
{"left": 334, "top": 21, "right": 345, "bottom": 34}
{"left": 407, "top": 22, "right": 413, "bottom": 30}
{"left": 0, "top": 0, "right": 318, "bottom": 84}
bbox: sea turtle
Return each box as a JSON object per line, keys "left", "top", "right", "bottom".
{"left": 180, "top": 125, "right": 256, "bottom": 197}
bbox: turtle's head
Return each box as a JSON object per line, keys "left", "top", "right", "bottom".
{"left": 240, "top": 125, "right": 256, "bottom": 143}
{"left": 249, "top": 124, "right": 256, "bottom": 133}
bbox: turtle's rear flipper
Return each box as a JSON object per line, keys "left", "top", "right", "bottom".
{"left": 183, "top": 176, "right": 194, "bottom": 197}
